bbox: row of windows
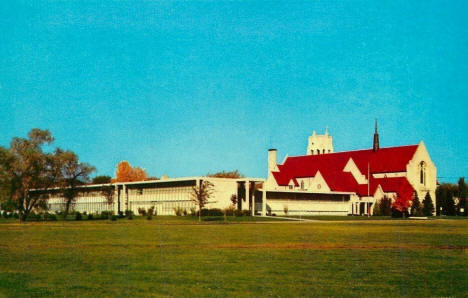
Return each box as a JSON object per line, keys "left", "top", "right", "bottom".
{"left": 311, "top": 149, "right": 332, "bottom": 155}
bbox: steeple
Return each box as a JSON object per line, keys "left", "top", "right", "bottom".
{"left": 373, "top": 119, "right": 379, "bottom": 152}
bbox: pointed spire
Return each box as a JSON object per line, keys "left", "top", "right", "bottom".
{"left": 325, "top": 126, "right": 329, "bottom": 136}
{"left": 373, "top": 119, "right": 380, "bottom": 152}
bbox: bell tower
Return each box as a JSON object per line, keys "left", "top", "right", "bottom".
{"left": 307, "top": 127, "right": 334, "bottom": 155}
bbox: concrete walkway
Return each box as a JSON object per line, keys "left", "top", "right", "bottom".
{"left": 261, "top": 215, "right": 322, "bottom": 222}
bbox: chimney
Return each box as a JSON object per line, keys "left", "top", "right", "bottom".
{"left": 268, "top": 149, "right": 277, "bottom": 173}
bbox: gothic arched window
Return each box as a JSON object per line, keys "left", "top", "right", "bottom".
{"left": 300, "top": 181, "right": 304, "bottom": 190}
{"left": 419, "top": 161, "right": 426, "bottom": 185}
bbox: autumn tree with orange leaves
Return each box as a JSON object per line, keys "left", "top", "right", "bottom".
{"left": 113, "top": 161, "right": 148, "bottom": 182}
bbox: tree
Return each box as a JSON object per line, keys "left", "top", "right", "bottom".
{"left": 92, "top": 175, "right": 112, "bottom": 184}
{"left": 457, "top": 177, "right": 467, "bottom": 216}
{"left": 206, "top": 170, "right": 244, "bottom": 179}
{"left": 0, "top": 146, "right": 14, "bottom": 208}
{"left": 100, "top": 185, "right": 115, "bottom": 211}
{"left": 4, "top": 129, "right": 61, "bottom": 221}
{"left": 190, "top": 180, "right": 214, "bottom": 221}
{"left": 114, "top": 161, "right": 148, "bottom": 182}
{"left": 230, "top": 194, "right": 238, "bottom": 207}
{"left": 392, "top": 196, "right": 410, "bottom": 218}
{"left": 422, "top": 192, "right": 435, "bottom": 216}
{"left": 436, "top": 183, "right": 457, "bottom": 216}
{"left": 411, "top": 193, "right": 423, "bottom": 217}
{"left": 56, "top": 149, "right": 95, "bottom": 217}
{"left": 374, "top": 196, "right": 392, "bottom": 216}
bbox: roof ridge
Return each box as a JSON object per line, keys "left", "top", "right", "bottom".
{"left": 286, "top": 144, "right": 419, "bottom": 159}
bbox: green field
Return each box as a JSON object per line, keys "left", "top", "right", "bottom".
{"left": 0, "top": 217, "right": 467, "bottom": 297}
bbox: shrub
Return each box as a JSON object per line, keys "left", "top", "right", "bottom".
{"left": 147, "top": 206, "right": 155, "bottom": 216}
{"left": 87, "top": 213, "right": 94, "bottom": 220}
{"left": 190, "top": 207, "right": 197, "bottom": 216}
{"left": 391, "top": 208, "right": 409, "bottom": 218}
{"left": 283, "top": 205, "right": 289, "bottom": 215}
{"left": 100, "top": 211, "right": 112, "bottom": 220}
{"left": 118, "top": 211, "right": 125, "bottom": 218}
{"left": 173, "top": 206, "right": 184, "bottom": 216}
{"left": 183, "top": 209, "right": 188, "bottom": 216}
{"left": 224, "top": 205, "right": 236, "bottom": 216}
{"left": 234, "top": 210, "right": 251, "bottom": 217}
{"left": 201, "top": 208, "right": 224, "bottom": 216}
{"left": 147, "top": 214, "right": 153, "bottom": 220}
{"left": 75, "top": 212, "right": 82, "bottom": 221}
{"left": 44, "top": 212, "right": 57, "bottom": 221}
{"left": 138, "top": 208, "right": 146, "bottom": 216}
{"left": 13, "top": 213, "right": 19, "bottom": 219}
{"left": 2, "top": 211, "right": 13, "bottom": 218}
{"left": 26, "top": 212, "right": 42, "bottom": 221}
{"left": 128, "top": 213, "right": 133, "bottom": 220}
{"left": 111, "top": 215, "right": 118, "bottom": 221}
{"left": 125, "top": 210, "right": 133, "bottom": 217}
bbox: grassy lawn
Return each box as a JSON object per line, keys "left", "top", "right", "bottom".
{"left": 0, "top": 217, "right": 467, "bottom": 297}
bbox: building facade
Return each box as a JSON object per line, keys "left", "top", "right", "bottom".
{"left": 262, "top": 126, "right": 437, "bottom": 216}
{"left": 30, "top": 125, "right": 437, "bottom": 217}
{"left": 42, "top": 177, "right": 264, "bottom": 216}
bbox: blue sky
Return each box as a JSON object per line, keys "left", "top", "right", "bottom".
{"left": 1, "top": 1, "right": 467, "bottom": 182}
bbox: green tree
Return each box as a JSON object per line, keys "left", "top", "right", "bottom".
{"left": 422, "top": 192, "right": 435, "bottom": 216}
{"left": 4, "top": 129, "right": 61, "bottom": 221}
{"left": 457, "top": 177, "right": 467, "bottom": 216}
{"left": 0, "top": 147, "right": 14, "bottom": 208}
{"left": 92, "top": 175, "right": 112, "bottom": 184}
{"left": 436, "top": 184, "right": 457, "bottom": 216}
{"left": 411, "top": 193, "right": 423, "bottom": 216}
{"left": 190, "top": 180, "right": 214, "bottom": 222}
{"left": 56, "top": 149, "right": 95, "bottom": 217}
{"left": 206, "top": 170, "right": 244, "bottom": 179}
{"left": 374, "top": 196, "right": 392, "bottom": 216}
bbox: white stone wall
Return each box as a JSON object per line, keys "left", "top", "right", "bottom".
{"left": 203, "top": 178, "right": 238, "bottom": 210}
{"left": 406, "top": 142, "right": 437, "bottom": 213}
{"left": 127, "top": 185, "right": 194, "bottom": 216}
{"left": 43, "top": 177, "right": 254, "bottom": 216}
{"left": 47, "top": 191, "right": 113, "bottom": 213}
{"left": 307, "top": 130, "right": 334, "bottom": 155}
{"left": 267, "top": 198, "right": 349, "bottom": 216}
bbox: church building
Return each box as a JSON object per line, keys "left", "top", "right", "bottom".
{"left": 262, "top": 122, "right": 437, "bottom": 216}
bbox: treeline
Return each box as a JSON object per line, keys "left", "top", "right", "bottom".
{"left": 0, "top": 129, "right": 96, "bottom": 221}
{"left": 0, "top": 129, "right": 158, "bottom": 222}
{"left": 436, "top": 178, "right": 467, "bottom": 216}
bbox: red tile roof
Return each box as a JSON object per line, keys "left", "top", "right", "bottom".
{"left": 272, "top": 145, "right": 418, "bottom": 201}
